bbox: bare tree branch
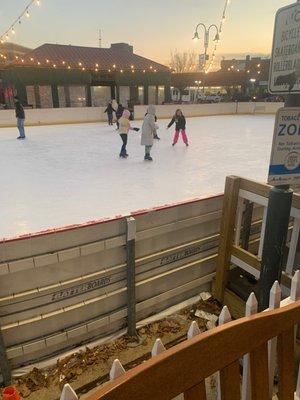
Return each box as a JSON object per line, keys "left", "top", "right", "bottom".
{"left": 170, "top": 50, "right": 198, "bottom": 73}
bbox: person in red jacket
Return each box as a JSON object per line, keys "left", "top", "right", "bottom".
{"left": 167, "top": 109, "right": 188, "bottom": 146}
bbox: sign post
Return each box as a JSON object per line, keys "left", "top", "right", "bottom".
{"left": 258, "top": 1, "right": 300, "bottom": 310}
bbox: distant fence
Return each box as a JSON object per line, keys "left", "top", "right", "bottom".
{"left": 0, "top": 195, "right": 222, "bottom": 371}
{"left": 0, "top": 102, "right": 283, "bottom": 128}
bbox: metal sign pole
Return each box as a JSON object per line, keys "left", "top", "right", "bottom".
{"left": 258, "top": 0, "right": 300, "bottom": 310}
{"left": 258, "top": 185, "right": 292, "bottom": 310}
{"left": 126, "top": 217, "right": 137, "bottom": 336}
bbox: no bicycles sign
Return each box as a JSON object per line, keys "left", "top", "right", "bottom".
{"left": 269, "top": 2, "right": 300, "bottom": 94}
{"left": 268, "top": 107, "right": 300, "bottom": 185}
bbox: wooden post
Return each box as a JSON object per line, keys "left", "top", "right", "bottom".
{"left": 268, "top": 281, "right": 281, "bottom": 399}
{"left": 60, "top": 384, "right": 78, "bottom": 400}
{"left": 242, "top": 292, "right": 258, "bottom": 400}
{"left": 217, "top": 306, "right": 232, "bottom": 400}
{"left": 214, "top": 176, "right": 240, "bottom": 302}
{"left": 240, "top": 200, "right": 253, "bottom": 251}
{"left": 110, "top": 359, "right": 126, "bottom": 381}
{"left": 126, "top": 217, "right": 137, "bottom": 337}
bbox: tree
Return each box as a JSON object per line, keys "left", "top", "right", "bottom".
{"left": 170, "top": 50, "right": 198, "bottom": 73}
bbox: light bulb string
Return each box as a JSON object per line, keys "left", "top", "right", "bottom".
{"left": 205, "top": 0, "right": 230, "bottom": 73}
{"left": 0, "top": 0, "right": 39, "bottom": 45}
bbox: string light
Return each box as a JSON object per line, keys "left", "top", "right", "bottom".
{"left": 10, "top": 48, "right": 162, "bottom": 74}
{"left": 0, "top": 0, "right": 42, "bottom": 45}
{"left": 205, "top": 0, "right": 231, "bottom": 73}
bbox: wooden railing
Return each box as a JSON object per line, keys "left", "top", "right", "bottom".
{"left": 71, "top": 303, "right": 300, "bottom": 400}
{"left": 214, "top": 176, "right": 300, "bottom": 302}
{"left": 61, "top": 272, "right": 300, "bottom": 400}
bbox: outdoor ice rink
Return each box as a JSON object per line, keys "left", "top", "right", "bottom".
{"left": 0, "top": 114, "right": 274, "bottom": 238}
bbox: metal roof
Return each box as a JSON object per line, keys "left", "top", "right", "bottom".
{"left": 13, "top": 43, "right": 170, "bottom": 72}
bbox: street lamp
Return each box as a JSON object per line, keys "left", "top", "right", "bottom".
{"left": 195, "top": 80, "right": 202, "bottom": 102}
{"left": 193, "top": 23, "right": 220, "bottom": 71}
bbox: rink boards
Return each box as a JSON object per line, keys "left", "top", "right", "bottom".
{"left": 0, "top": 195, "right": 223, "bottom": 367}
{"left": 0, "top": 102, "right": 283, "bottom": 127}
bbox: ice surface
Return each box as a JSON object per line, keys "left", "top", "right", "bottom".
{"left": 0, "top": 115, "right": 274, "bottom": 238}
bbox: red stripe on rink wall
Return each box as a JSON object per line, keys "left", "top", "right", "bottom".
{"left": 0, "top": 193, "right": 223, "bottom": 244}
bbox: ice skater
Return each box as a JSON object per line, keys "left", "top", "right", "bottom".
{"left": 167, "top": 109, "right": 188, "bottom": 146}
{"left": 118, "top": 109, "right": 139, "bottom": 158}
{"left": 14, "top": 96, "right": 26, "bottom": 140}
{"left": 104, "top": 101, "right": 115, "bottom": 126}
{"left": 141, "top": 105, "right": 158, "bottom": 161}
{"left": 145, "top": 111, "right": 160, "bottom": 140}
{"left": 115, "top": 103, "right": 124, "bottom": 130}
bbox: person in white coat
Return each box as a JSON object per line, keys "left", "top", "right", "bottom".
{"left": 141, "top": 104, "right": 157, "bottom": 161}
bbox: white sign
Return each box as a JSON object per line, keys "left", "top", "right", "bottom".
{"left": 268, "top": 107, "right": 300, "bottom": 185}
{"left": 269, "top": 2, "right": 300, "bottom": 94}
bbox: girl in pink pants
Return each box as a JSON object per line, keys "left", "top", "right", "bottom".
{"left": 167, "top": 109, "right": 188, "bottom": 146}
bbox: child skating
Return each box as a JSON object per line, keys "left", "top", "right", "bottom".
{"left": 141, "top": 105, "right": 158, "bottom": 161}
{"left": 167, "top": 109, "right": 188, "bottom": 146}
{"left": 118, "top": 109, "right": 139, "bottom": 158}
{"left": 145, "top": 111, "right": 160, "bottom": 140}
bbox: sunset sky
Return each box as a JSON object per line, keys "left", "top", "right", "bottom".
{"left": 0, "top": 0, "right": 294, "bottom": 64}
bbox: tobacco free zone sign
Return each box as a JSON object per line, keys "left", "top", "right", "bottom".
{"left": 268, "top": 108, "right": 300, "bottom": 185}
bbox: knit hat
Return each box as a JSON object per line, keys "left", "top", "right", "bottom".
{"left": 122, "top": 109, "right": 131, "bottom": 119}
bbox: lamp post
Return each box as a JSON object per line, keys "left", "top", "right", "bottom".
{"left": 195, "top": 80, "right": 202, "bottom": 102}
{"left": 193, "top": 23, "right": 220, "bottom": 72}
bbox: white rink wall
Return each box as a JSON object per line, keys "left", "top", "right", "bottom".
{"left": 0, "top": 107, "right": 106, "bottom": 127}
{"left": 0, "top": 102, "right": 283, "bottom": 127}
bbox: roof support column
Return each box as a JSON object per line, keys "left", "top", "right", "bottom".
{"left": 111, "top": 85, "right": 116, "bottom": 100}
{"left": 144, "top": 85, "right": 148, "bottom": 105}
{"left": 86, "top": 85, "right": 92, "bottom": 107}
{"left": 51, "top": 85, "right": 59, "bottom": 108}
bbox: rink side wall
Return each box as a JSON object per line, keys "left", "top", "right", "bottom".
{"left": 0, "top": 195, "right": 224, "bottom": 367}
{"left": 0, "top": 102, "right": 283, "bottom": 128}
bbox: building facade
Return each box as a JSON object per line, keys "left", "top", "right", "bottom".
{"left": 1, "top": 42, "right": 171, "bottom": 108}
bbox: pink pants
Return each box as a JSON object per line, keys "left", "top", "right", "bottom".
{"left": 173, "top": 129, "right": 188, "bottom": 145}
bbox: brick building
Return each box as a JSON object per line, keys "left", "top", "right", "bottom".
{"left": 1, "top": 42, "right": 171, "bottom": 108}
{"left": 220, "top": 55, "right": 270, "bottom": 92}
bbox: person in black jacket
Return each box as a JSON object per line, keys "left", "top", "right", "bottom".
{"left": 115, "top": 104, "right": 124, "bottom": 130}
{"left": 14, "top": 96, "right": 26, "bottom": 140}
{"left": 167, "top": 109, "right": 188, "bottom": 146}
{"left": 104, "top": 101, "right": 115, "bottom": 126}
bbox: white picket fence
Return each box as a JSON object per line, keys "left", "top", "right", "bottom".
{"left": 59, "top": 271, "right": 300, "bottom": 400}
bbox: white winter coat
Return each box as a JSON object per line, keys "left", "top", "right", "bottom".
{"left": 141, "top": 105, "right": 156, "bottom": 146}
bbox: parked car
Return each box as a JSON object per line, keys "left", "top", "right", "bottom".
{"left": 196, "top": 92, "right": 206, "bottom": 103}
{"left": 231, "top": 93, "right": 251, "bottom": 102}
{"left": 205, "top": 94, "right": 223, "bottom": 103}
